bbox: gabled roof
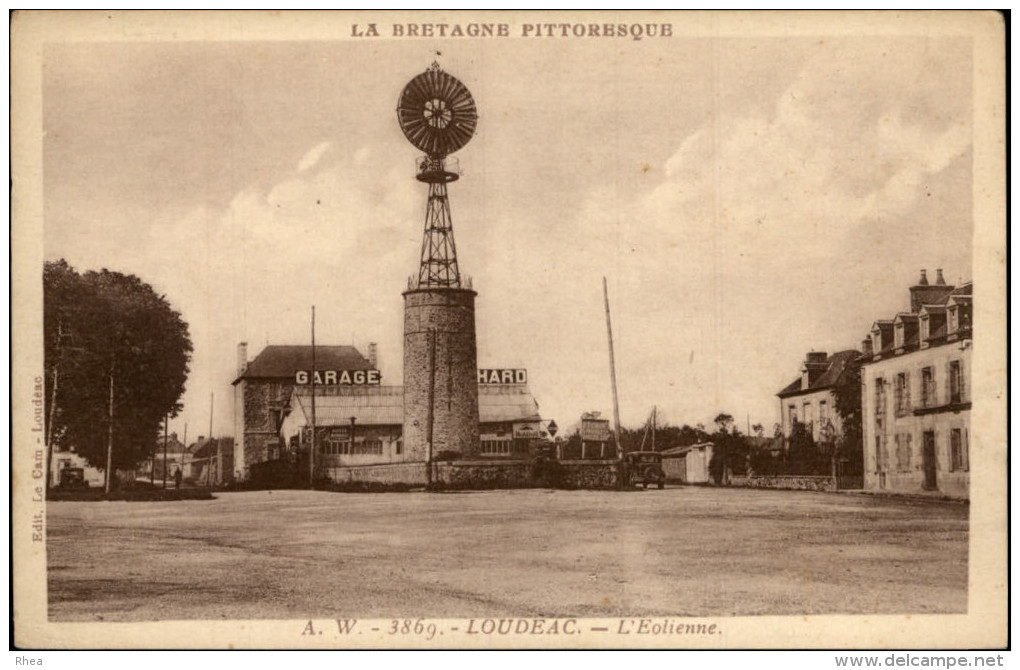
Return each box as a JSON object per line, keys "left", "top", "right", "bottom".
{"left": 660, "top": 441, "right": 713, "bottom": 457}
{"left": 950, "top": 281, "right": 973, "bottom": 296}
{"left": 190, "top": 437, "right": 234, "bottom": 458}
{"left": 778, "top": 350, "right": 860, "bottom": 398}
{"left": 234, "top": 345, "right": 372, "bottom": 384}
{"left": 156, "top": 436, "right": 187, "bottom": 454}
{"left": 292, "top": 386, "right": 404, "bottom": 426}
{"left": 862, "top": 275, "right": 973, "bottom": 363}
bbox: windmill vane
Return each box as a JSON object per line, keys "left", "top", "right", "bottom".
{"left": 396, "top": 66, "right": 478, "bottom": 289}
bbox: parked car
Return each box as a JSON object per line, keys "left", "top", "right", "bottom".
{"left": 58, "top": 466, "right": 88, "bottom": 488}
{"left": 624, "top": 451, "right": 665, "bottom": 489}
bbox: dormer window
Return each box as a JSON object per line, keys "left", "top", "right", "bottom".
{"left": 948, "top": 306, "right": 959, "bottom": 334}
{"left": 919, "top": 315, "right": 930, "bottom": 342}
{"left": 894, "top": 322, "right": 905, "bottom": 348}
{"left": 872, "top": 331, "right": 882, "bottom": 353}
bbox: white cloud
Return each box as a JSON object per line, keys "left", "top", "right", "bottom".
{"left": 296, "top": 141, "right": 332, "bottom": 173}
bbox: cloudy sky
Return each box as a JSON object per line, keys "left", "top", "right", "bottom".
{"left": 42, "top": 24, "right": 974, "bottom": 439}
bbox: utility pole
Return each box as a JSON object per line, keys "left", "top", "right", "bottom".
{"left": 45, "top": 324, "right": 61, "bottom": 492}
{"left": 162, "top": 413, "right": 169, "bottom": 489}
{"left": 310, "top": 305, "right": 317, "bottom": 488}
{"left": 182, "top": 423, "right": 188, "bottom": 480}
{"left": 105, "top": 366, "right": 114, "bottom": 495}
{"left": 651, "top": 405, "right": 656, "bottom": 452}
{"left": 602, "top": 277, "right": 623, "bottom": 460}
{"left": 206, "top": 393, "right": 214, "bottom": 487}
{"left": 425, "top": 328, "right": 436, "bottom": 487}
{"left": 210, "top": 393, "right": 218, "bottom": 485}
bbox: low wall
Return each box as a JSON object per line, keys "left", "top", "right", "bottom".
{"left": 556, "top": 460, "right": 620, "bottom": 489}
{"left": 745, "top": 475, "right": 837, "bottom": 492}
{"left": 435, "top": 460, "right": 533, "bottom": 489}
{"left": 322, "top": 459, "right": 621, "bottom": 490}
{"left": 324, "top": 462, "right": 427, "bottom": 486}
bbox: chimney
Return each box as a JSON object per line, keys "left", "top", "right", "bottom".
{"left": 170, "top": 432, "right": 178, "bottom": 441}
{"left": 367, "top": 342, "right": 378, "bottom": 369}
{"left": 801, "top": 351, "right": 828, "bottom": 387}
{"left": 861, "top": 338, "right": 873, "bottom": 357}
{"left": 237, "top": 342, "right": 248, "bottom": 376}
{"left": 910, "top": 268, "right": 955, "bottom": 313}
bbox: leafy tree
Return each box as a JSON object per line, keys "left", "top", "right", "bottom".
{"left": 832, "top": 355, "right": 864, "bottom": 463}
{"left": 44, "top": 260, "right": 192, "bottom": 475}
{"left": 713, "top": 413, "right": 734, "bottom": 433}
{"left": 708, "top": 411, "right": 750, "bottom": 482}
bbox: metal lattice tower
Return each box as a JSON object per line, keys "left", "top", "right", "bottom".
{"left": 416, "top": 163, "right": 461, "bottom": 288}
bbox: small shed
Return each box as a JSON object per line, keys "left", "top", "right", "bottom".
{"left": 660, "top": 442, "right": 714, "bottom": 484}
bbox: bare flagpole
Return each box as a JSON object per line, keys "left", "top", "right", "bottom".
{"left": 310, "top": 305, "right": 317, "bottom": 488}
{"left": 105, "top": 363, "right": 114, "bottom": 495}
{"left": 209, "top": 393, "right": 215, "bottom": 484}
{"left": 603, "top": 277, "right": 623, "bottom": 460}
{"left": 162, "top": 412, "right": 169, "bottom": 489}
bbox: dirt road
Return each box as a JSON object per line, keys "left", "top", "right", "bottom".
{"left": 46, "top": 487, "right": 967, "bottom": 621}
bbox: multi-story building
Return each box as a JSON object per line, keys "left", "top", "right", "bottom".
{"left": 232, "top": 343, "right": 377, "bottom": 479}
{"left": 860, "top": 270, "right": 972, "bottom": 498}
{"left": 234, "top": 342, "right": 543, "bottom": 482}
{"left": 777, "top": 350, "right": 860, "bottom": 442}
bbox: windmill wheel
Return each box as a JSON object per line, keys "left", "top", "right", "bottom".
{"left": 397, "top": 68, "right": 477, "bottom": 158}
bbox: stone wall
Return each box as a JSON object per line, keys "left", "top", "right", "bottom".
{"left": 745, "top": 475, "right": 837, "bottom": 492}
{"left": 434, "top": 460, "right": 533, "bottom": 489}
{"left": 556, "top": 460, "right": 621, "bottom": 489}
{"left": 403, "top": 288, "right": 480, "bottom": 461}
{"left": 324, "top": 462, "right": 428, "bottom": 486}
{"left": 320, "top": 459, "right": 621, "bottom": 490}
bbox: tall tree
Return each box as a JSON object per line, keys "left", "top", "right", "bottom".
{"left": 44, "top": 261, "right": 192, "bottom": 473}
{"left": 831, "top": 355, "right": 864, "bottom": 463}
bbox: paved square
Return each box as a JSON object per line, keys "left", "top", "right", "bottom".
{"left": 47, "top": 487, "right": 968, "bottom": 621}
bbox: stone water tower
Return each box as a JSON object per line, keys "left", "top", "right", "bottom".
{"left": 396, "top": 63, "right": 480, "bottom": 461}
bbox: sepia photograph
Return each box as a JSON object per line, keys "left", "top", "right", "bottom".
{"left": 11, "top": 10, "right": 1007, "bottom": 652}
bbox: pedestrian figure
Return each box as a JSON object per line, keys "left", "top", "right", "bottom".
{"left": 173, "top": 467, "right": 182, "bottom": 490}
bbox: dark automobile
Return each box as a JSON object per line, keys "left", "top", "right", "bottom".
{"left": 624, "top": 451, "right": 665, "bottom": 489}
{"left": 58, "top": 466, "right": 88, "bottom": 488}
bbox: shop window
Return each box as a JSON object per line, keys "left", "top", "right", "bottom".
{"left": 481, "top": 439, "right": 512, "bottom": 455}
{"left": 351, "top": 440, "right": 383, "bottom": 456}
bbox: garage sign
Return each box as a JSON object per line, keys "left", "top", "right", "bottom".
{"left": 295, "top": 369, "right": 382, "bottom": 385}
{"left": 478, "top": 369, "right": 527, "bottom": 384}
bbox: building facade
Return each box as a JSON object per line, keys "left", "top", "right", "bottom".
{"left": 860, "top": 270, "right": 972, "bottom": 498}
{"left": 777, "top": 350, "right": 860, "bottom": 442}
{"left": 278, "top": 382, "right": 541, "bottom": 476}
{"left": 232, "top": 343, "right": 376, "bottom": 480}
{"left": 235, "top": 342, "right": 543, "bottom": 481}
